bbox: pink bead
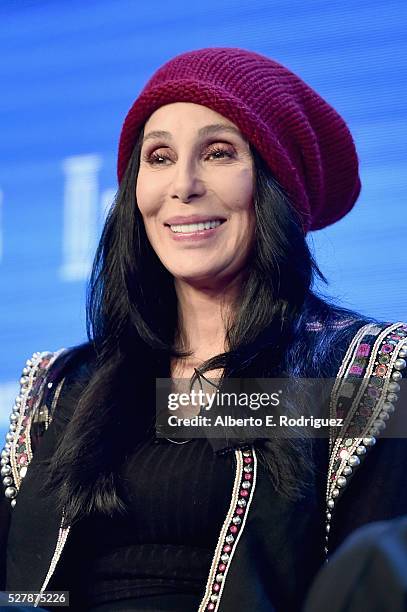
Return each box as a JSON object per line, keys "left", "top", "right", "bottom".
{"left": 349, "top": 365, "right": 363, "bottom": 375}
{"left": 223, "top": 545, "right": 232, "bottom": 553}
{"left": 236, "top": 508, "right": 244, "bottom": 515}
{"left": 244, "top": 473, "right": 252, "bottom": 480}
{"left": 244, "top": 457, "right": 252, "bottom": 464}
{"left": 240, "top": 490, "right": 248, "bottom": 497}
{"left": 218, "top": 563, "right": 226, "bottom": 572}
{"left": 213, "top": 583, "right": 220, "bottom": 592}
{"left": 357, "top": 343, "right": 370, "bottom": 357}
{"left": 18, "top": 436, "right": 25, "bottom": 444}
{"left": 18, "top": 453, "right": 28, "bottom": 465}
{"left": 207, "top": 604, "right": 215, "bottom": 611}
{"left": 382, "top": 344, "right": 394, "bottom": 354}
{"left": 230, "top": 525, "right": 238, "bottom": 533}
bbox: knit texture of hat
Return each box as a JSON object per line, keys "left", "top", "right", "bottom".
{"left": 117, "top": 47, "right": 361, "bottom": 232}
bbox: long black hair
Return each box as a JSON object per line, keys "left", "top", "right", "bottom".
{"left": 42, "top": 131, "right": 367, "bottom": 526}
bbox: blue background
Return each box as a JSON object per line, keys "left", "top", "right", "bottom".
{"left": 1, "top": 0, "right": 406, "bottom": 436}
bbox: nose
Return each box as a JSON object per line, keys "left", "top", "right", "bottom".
{"left": 169, "top": 157, "right": 205, "bottom": 203}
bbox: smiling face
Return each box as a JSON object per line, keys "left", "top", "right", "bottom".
{"left": 136, "top": 102, "right": 256, "bottom": 289}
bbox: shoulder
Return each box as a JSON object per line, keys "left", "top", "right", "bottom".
{"left": 45, "top": 342, "right": 96, "bottom": 386}
{"left": 1, "top": 342, "right": 96, "bottom": 507}
{"left": 325, "top": 318, "right": 407, "bottom": 450}
{"left": 325, "top": 320, "right": 407, "bottom": 550}
{"left": 327, "top": 319, "right": 407, "bottom": 397}
{"left": 14, "top": 342, "right": 96, "bottom": 426}
{"left": 293, "top": 294, "right": 372, "bottom": 377}
{"left": 300, "top": 293, "right": 407, "bottom": 374}
{"left": 303, "top": 294, "right": 370, "bottom": 338}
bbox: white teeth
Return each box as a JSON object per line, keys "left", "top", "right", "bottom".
{"left": 169, "top": 220, "right": 223, "bottom": 233}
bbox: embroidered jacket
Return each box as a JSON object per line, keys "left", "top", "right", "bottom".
{"left": 1, "top": 318, "right": 407, "bottom": 611}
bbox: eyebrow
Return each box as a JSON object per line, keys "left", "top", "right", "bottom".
{"left": 142, "top": 123, "right": 244, "bottom": 145}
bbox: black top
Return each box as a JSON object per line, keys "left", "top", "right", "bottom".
{"left": 52, "top": 433, "right": 235, "bottom": 609}
{"left": 5, "top": 316, "right": 407, "bottom": 612}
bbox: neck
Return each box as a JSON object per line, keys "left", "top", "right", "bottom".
{"left": 174, "top": 276, "right": 242, "bottom": 360}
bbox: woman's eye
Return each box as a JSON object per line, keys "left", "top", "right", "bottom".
{"left": 144, "top": 145, "right": 235, "bottom": 166}
{"left": 147, "top": 151, "right": 171, "bottom": 165}
{"left": 205, "top": 147, "right": 234, "bottom": 160}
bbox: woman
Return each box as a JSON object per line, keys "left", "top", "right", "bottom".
{"left": 1, "top": 48, "right": 406, "bottom": 612}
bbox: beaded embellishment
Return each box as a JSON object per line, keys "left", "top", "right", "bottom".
{"left": 325, "top": 322, "right": 407, "bottom": 554}
{"left": 34, "top": 512, "right": 71, "bottom": 608}
{"left": 34, "top": 451, "right": 257, "bottom": 609}
{"left": 198, "top": 447, "right": 257, "bottom": 611}
{"left": 305, "top": 317, "right": 360, "bottom": 332}
{"left": 1, "top": 350, "right": 61, "bottom": 507}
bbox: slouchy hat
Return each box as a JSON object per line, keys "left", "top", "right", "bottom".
{"left": 117, "top": 47, "right": 361, "bottom": 232}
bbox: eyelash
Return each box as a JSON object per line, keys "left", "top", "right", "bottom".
{"left": 144, "top": 145, "right": 235, "bottom": 166}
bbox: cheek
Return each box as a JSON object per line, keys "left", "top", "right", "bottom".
{"left": 136, "top": 169, "right": 162, "bottom": 217}
{"left": 238, "top": 209, "right": 256, "bottom": 250}
{"left": 135, "top": 172, "right": 147, "bottom": 215}
{"left": 219, "top": 168, "right": 254, "bottom": 212}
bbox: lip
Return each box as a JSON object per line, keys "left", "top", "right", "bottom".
{"left": 164, "top": 214, "right": 227, "bottom": 226}
{"left": 165, "top": 219, "right": 226, "bottom": 243}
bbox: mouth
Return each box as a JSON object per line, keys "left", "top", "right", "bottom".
{"left": 165, "top": 219, "right": 226, "bottom": 234}
{"left": 163, "top": 218, "right": 227, "bottom": 242}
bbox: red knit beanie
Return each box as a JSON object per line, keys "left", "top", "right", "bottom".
{"left": 117, "top": 47, "right": 361, "bottom": 232}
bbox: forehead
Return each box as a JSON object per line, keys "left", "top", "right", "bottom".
{"left": 143, "top": 102, "right": 244, "bottom": 138}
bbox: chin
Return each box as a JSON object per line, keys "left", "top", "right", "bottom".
{"left": 171, "top": 267, "right": 222, "bottom": 284}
